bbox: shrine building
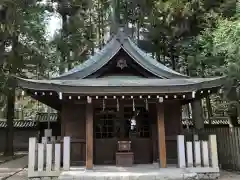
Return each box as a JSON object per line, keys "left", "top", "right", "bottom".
{"left": 15, "top": 28, "right": 225, "bottom": 169}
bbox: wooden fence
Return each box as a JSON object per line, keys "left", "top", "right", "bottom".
{"left": 28, "top": 136, "right": 70, "bottom": 179}
{"left": 183, "top": 127, "right": 240, "bottom": 171}
{"left": 204, "top": 128, "right": 240, "bottom": 171}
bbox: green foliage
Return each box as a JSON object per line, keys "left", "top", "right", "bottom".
{"left": 0, "top": 0, "right": 239, "bottom": 120}
{"left": 0, "top": 0, "right": 51, "bottom": 119}
{"left": 212, "top": 18, "right": 240, "bottom": 79}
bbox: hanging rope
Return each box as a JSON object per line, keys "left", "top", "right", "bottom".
{"left": 145, "top": 98, "right": 149, "bottom": 111}
{"left": 133, "top": 98, "right": 135, "bottom": 112}
{"left": 117, "top": 98, "right": 119, "bottom": 111}
{"left": 102, "top": 99, "right": 105, "bottom": 111}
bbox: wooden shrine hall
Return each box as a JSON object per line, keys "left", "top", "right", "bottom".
{"left": 15, "top": 28, "right": 225, "bottom": 169}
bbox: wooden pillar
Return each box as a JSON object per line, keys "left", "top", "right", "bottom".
{"left": 157, "top": 103, "right": 166, "bottom": 168}
{"left": 86, "top": 97, "right": 93, "bottom": 169}
{"left": 191, "top": 99, "right": 204, "bottom": 129}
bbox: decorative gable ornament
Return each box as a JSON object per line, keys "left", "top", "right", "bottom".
{"left": 117, "top": 59, "right": 127, "bottom": 69}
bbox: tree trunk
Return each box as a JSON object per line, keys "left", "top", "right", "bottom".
{"left": 98, "top": 0, "right": 101, "bottom": 49}
{"left": 0, "top": 36, "right": 5, "bottom": 66}
{"left": 89, "top": 11, "right": 94, "bottom": 56}
{"left": 185, "top": 54, "right": 190, "bottom": 75}
{"left": 4, "top": 23, "right": 19, "bottom": 155}
{"left": 156, "top": 51, "right": 160, "bottom": 62}
{"left": 4, "top": 87, "right": 15, "bottom": 156}
{"left": 163, "top": 37, "right": 166, "bottom": 65}
{"left": 60, "top": 11, "right": 68, "bottom": 74}
{"left": 101, "top": 7, "right": 104, "bottom": 47}
{"left": 170, "top": 43, "right": 176, "bottom": 70}
{"left": 137, "top": 20, "right": 140, "bottom": 42}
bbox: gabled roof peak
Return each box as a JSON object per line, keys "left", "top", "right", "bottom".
{"left": 53, "top": 29, "right": 188, "bottom": 80}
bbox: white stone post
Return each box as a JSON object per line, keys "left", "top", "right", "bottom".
{"left": 38, "top": 143, "right": 44, "bottom": 171}
{"left": 28, "top": 138, "right": 37, "bottom": 175}
{"left": 54, "top": 144, "right": 61, "bottom": 171}
{"left": 63, "top": 136, "right": 70, "bottom": 170}
{"left": 177, "top": 135, "right": 186, "bottom": 168}
{"left": 209, "top": 135, "right": 219, "bottom": 168}
{"left": 194, "top": 141, "right": 201, "bottom": 167}
{"left": 46, "top": 144, "right": 53, "bottom": 172}
{"left": 186, "top": 142, "right": 193, "bottom": 167}
{"left": 201, "top": 141, "right": 209, "bottom": 167}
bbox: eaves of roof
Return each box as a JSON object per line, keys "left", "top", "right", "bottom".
{"left": 15, "top": 76, "right": 225, "bottom": 95}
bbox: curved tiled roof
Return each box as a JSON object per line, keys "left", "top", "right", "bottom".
{"left": 124, "top": 38, "right": 187, "bottom": 78}
{"left": 14, "top": 28, "right": 225, "bottom": 101}
{"left": 53, "top": 29, "right": 188, "bottom": 80}
{"left": 54, "top": 36, "right": 121, "bottom": 80}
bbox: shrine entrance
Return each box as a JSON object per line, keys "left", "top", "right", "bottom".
{"left": 93, "top": 100, "right": 153, "bottom": 165}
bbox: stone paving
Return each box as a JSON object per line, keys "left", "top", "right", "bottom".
{"left": 0, "top": 155, "right": 28, "bottom": 180}
{"left": 4, "top": 170, "right": 240, "bottom": 180}
{"left": 6, "top": 168, "right": 27, "bottom": 180}
{"left": 1, "top": 160, "right": 240, "bottom": 180}
{"left": 0, "top": 152, "right": 26, "bottom": 164}
{"left": 58, "top": 166, "right": 197, "bottom": 180}
{"left": 4, "top": 169, "right": 240, "bottom": 180}
{"left": 219, "top": 171, "right": 240, "bottom": 180}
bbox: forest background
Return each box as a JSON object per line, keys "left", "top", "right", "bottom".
{"left": 0, "top": 0, "right": 239, "bottom": 155}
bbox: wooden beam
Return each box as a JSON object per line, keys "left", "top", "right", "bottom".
{"left": 86, "top": 98, "right": 93, "bottom": 169}
{"left": 157, "top": 103, "right": 166, "bottom": 168}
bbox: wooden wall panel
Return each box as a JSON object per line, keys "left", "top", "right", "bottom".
{"left": 164, "top": 101, "right": 182, "bottom": 165}
{"left": 61, "top": 103, "right": 86, "bottom": 165}
{"left": 132, "top": 138, "right": 152, "bottom": 164}
{"left": 149, "top": 103, "right": 158, "bottom": 162}
{"left": 94, "top": 139, "right": 117, "bottom": 164}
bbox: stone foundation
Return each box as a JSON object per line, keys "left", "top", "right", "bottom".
{"left": 58, "top": 165, "right": 220, "bottom": 180}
